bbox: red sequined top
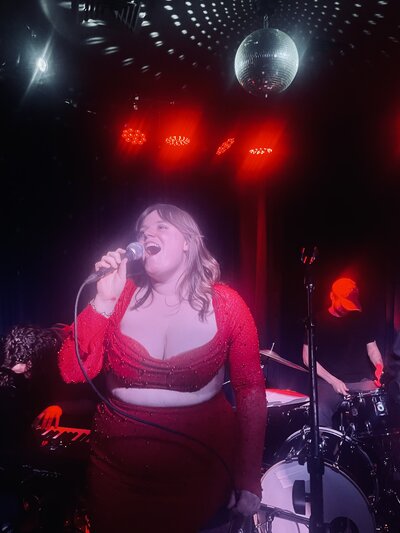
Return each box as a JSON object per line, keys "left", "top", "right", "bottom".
{"left": 58, "top": 280, "right": 266, "bottom": 495}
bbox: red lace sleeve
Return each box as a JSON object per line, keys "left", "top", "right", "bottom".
{"left": 223, "top": 286, "right": 266, "bottom": 498}
{"left": 58, "top": 305, "right": 109, "bottom": 383}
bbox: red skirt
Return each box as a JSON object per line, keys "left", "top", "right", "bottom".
{"left": 87, "top": 392, "right": 237, "bottom": 533}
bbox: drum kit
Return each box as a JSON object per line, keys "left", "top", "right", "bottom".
{"left": 256, "top": 350, "right": 400, "bottom": 533}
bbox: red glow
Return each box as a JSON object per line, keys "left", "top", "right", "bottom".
{"left": 121, "top": 128, "right": 147, "bottom": 145}
{"left": 249, "top": 147, "right": 273, "bottom": 155}
{"left": 165, "top": 135, "right": 191, "bottom": 146}
{"left": 236, "top": 119, "right": 288, "bottom": 183}
{"left": 155, "top": 106, "right": 202, "bottom": 171}
{"left": 216, "top": 138, "right": 235, "bottom": 155}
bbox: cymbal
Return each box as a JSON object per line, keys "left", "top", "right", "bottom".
{"left": 260, "top": 349, "right": 308, "bottom": 373}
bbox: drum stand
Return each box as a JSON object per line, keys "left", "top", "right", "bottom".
{"left": 255, "top": 504, "right": 310, "bottom": 532}
{"left": 299, "top": 247, "right": 327, "bottom": 532}
{"left": 369, "top": 432, "right": 400, "bottom": 532}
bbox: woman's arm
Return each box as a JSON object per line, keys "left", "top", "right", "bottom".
{"left": 58, "top": 305, "right": 109, "bottom": 383}
{"left": 59, "top": 249, "right": 130, "bottom": 383}
{"left": 225, "top": 288, "right": 267, "bottom": 500}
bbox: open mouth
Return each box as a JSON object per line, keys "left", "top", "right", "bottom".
{"left": 145, "top": 243, "right": 161, "bottom": 256}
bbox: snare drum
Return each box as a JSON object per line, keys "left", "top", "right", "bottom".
{"left": 340, "top": 388, "right": 391, "bottom": 438}
{"left": 256, "top": 427, "right": 377, "bottom": 533}
{"left": 263, "top": 389, "right": 309, "bottom": 467}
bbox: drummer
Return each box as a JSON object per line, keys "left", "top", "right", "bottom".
{"left": 302, "top": 277, "right": 384, "bottom": 428}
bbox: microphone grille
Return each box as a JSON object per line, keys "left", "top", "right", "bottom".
{"left": 126, "top": 242, "right": 144, "bottom": 260}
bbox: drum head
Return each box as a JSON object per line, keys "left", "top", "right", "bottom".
{"left": 265, "top": 389, "right": 309, "bottom": 407}
{"left": 256, "top": 460, "right": 375, "bottom": 533}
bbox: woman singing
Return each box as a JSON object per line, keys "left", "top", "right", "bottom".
{"left": 59, "top": 203, "right": 266, "bottom": 532}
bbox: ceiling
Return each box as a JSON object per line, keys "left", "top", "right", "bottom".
{"left": 0, "top": 0, "right": 399, "bottom": 114}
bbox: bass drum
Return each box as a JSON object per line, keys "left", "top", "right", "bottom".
{"left": 255, "top": 427, "right": 377, "bottom": 533}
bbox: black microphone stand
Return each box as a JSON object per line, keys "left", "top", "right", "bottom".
{"left": 301, "top": 247, "right": 326, "bottom": 533}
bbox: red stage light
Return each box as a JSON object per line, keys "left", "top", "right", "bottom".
{"left": 121, "top": 128, "right": 147, "bottom": 145}
{"left": 216, "top": 137, "right": 235, "bottom": 155}
{"left": 165, "top": 135, "right": 191, "bottom": 146}
{"left": 249, "top": 147, "right": 273, "bottom": 155}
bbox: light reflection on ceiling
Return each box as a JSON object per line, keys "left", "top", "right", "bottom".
{"left": 35, "top": 0, "right": 400, "bottom": 77}
{"left": 0, "top": 0, "right": 399, "bottom": 110}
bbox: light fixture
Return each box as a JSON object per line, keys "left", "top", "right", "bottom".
{"left": 122, "top": 128, "right": 147, "bottom": 145}
{"left": 165, "top": 135, "right": 190, "bottom": 146}
{"left": 216, "top": 137, "right": 235, "bottom": 155}
{"left": 249, "top": 147, "right": 273, "bottom": 155}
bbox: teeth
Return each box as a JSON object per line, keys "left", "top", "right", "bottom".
{"left": 146, "top": 244, "right": 161, "bottom": 255}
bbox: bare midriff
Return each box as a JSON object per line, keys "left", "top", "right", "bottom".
{"left": 107, "top": 368, "right": 225, "bottom": 407}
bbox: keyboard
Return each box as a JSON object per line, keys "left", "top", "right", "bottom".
{"left": 36, "top": 425, "right": 91, "bottom": 450}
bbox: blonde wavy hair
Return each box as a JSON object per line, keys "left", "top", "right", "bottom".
{"left": 133, "top": 204, "right": 220, "bottom": 320}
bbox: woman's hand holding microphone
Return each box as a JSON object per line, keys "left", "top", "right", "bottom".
{"left": 91, "top": 248, "right": 128, "bottom": 317}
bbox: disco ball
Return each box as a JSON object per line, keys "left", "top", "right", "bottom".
{"left": 235, "top": 28, "right": 299, "bottom": 97}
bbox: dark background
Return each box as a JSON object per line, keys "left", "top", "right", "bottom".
{"left": 1, "top": 0, "right": 399, "bottom": 391}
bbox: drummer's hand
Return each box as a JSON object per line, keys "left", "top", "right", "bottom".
{"left": 374, "top": 363, "right": 383, "bottom": 388}
{"left": 95, "top": 248, "right": 127, "bottom": 303}
{"left": 33, "top": 405, "right": 63, "bottom": 430}
{"left": 331, "top": 378, "right": 349, "bottom": 395}
{"left": 227, "top": 489, "right": 261, "bottom": 516}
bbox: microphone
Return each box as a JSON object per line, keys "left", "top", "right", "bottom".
{"left": 300, "top": 246, "right": 319, "bottom": 266}
{"left": 84, "top": 242, "right": 144, "bottom": 284}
